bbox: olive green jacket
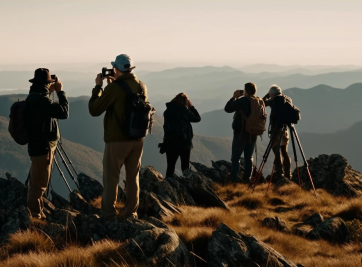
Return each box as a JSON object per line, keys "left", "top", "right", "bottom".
{"left": 88, "top": 73, "right": 148, "bottom": 142}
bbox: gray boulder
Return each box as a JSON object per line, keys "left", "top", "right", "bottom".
{"left": 0, "top": 175, "right": 27, "bottom": 211}
{"left": 138, "top": 191, "right": 181, "bottom": 219}
{"left": 140, "top": 166, "right": 194, "bottom": 206}
{"left": 122, "top": 218, "right": 190, "bottom": 267}
{"left": 78, "top": 173, "right": 103, "bottom": 201}
{"left": 69, "top": 190, "right": 99, "bottom": 215}
{"left": 51, "top": 190, "right": 70, "bottom": 209}
{"left": 0, "top": 205, "right": 31, "bottom": 243}
{"left": 307, "top": 217, "right": 350, "bottom": 243}
{"left": 304, "top": 212, "right": 324, "bottom": 226}
{"left": 292, "top": 154, "right": 362, "bottom": 197}
{"left": 190, "top": 161, "right": 226, "bottom": 183}
{"left": 207, "top": 223, "right": 297, "bottom": 267}
{"left": 262, "top": 216, "right": 290, "bottom": 233}
{"left": 180, "top": 170, "right": 229, "bottom": 210}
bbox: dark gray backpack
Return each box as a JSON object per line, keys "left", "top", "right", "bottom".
{"left": 8, "top": 100, "right": 28, "bottom": 145}
{"left": 114, "top": 80, "right": 155, "bottom": 139}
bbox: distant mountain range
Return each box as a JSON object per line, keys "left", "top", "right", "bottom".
{"left": 193, "top": 83, "right": 362, "bottom": 136}
{"left": 0, "top": 116, "right": 103, "bottom": 197}
{"left": 2, "top": 66, "right": 362, "bottom": 113}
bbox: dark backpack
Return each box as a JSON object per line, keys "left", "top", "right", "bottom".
{"left": 114, "top": 80, "right": 155, "bottom": 139}
{"left": 8, "top": 100, "right": 28, "bottom": 145}
{"left": 163, "top": 111, "right": 189, "bottom": 141}
{"left": 273, "top": 95, "right": 301, "bottom": 124}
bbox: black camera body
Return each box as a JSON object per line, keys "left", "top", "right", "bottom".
{"left": 51, "top": 74, "right": 58, "bottom": 82}
{"left": 101, "top": 67, "right": 115, "bottom": 77}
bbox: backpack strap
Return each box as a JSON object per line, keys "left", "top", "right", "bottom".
{"left": 113, "top": 79, "right": 133, "bottom": 95}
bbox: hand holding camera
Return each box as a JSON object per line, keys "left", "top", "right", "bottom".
{"left": 233, "top": 89, "right": 244, "bottom": 99}
{"left": 50, "top": 75, "right": 63, "bottom": 93}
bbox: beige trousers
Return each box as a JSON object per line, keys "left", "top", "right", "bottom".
{"left": 102, "top": 139, "right": 144, "bottom": 220}
{"left": 27, "top": 146, "right": 56, "bottom": 219}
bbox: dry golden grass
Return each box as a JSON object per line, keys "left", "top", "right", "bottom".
{"left": 164, "top": 182, "right": 362, "bottom": 267}
{"left": 0, "top": 239, "right": 141, "bottom": 267}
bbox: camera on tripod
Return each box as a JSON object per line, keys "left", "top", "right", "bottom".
{"left": 101, "top": 67, "right": 115, "bottom": 77}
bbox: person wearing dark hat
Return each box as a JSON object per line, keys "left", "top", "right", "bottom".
{"left": 89, "top": 54, "right": 147, "bottom": 221}
{"left": 26, "top": 68, "right": 69, "bottom": 219}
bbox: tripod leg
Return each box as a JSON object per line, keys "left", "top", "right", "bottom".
{"left": 58, "top": 141, "right": 79, "bottom": 177}
{"left": 288, "top": 124, "right": 301, "bottom": 186}
{"left": 249, "top": 125, "right": 280, "bottom": 191}
{"left": 264, "top": 124, "right": 286, "bottom": 194}
{"left": 54, "top": 157, "right": 72, "bottom": 193}
{"left": 56, "top": 147, "right": 81, "bottom": 190}
{"left": 290, "top": 125, "right": 318, "bottom": 200}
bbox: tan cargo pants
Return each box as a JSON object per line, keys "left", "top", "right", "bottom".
{"left": 27, "top": 145, "right": 56, "bottom": 219}
{"left": 102, "top": 139, "right": 144, "bottom": 220}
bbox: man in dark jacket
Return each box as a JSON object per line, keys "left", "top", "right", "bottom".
{"left": 224, "top": 83, "right": 258, "bottom": 182}
{"left": 262, "top": 85, "right": 291, "bottom": 179}
{"left": 26, "top": 68, "right": 69, "bottom": 219}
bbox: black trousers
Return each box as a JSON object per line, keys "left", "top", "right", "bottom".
{"left": 166, "top": 148, "right": 191, "bottom": 178}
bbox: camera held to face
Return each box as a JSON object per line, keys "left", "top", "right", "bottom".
{"left": 101, "top": 67, "right": 115, "bottom": 78}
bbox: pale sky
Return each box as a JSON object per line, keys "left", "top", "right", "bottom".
{"left": 1, "top": 0, "right": 362, "bottom": 66}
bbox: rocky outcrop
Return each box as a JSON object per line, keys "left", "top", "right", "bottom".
{"left": 304, "top": 212, "right": 324, "bottom": 226}
{"left": 262, "top": 216, "right": 290, "bottom": 233}
{"left": 292, "top": 154, "right": 362, "bottom": 197}
{"left": 78, "top": 173, "right": 104, "bottom": 201}
{"left": 307, "top": 217, "right": 350, "bottom": 243}
{"left": 0, "top": 205, "right": 30, "bottom": 243}
{"left": 207, "top": 223, "right": 298, "bottom": 267}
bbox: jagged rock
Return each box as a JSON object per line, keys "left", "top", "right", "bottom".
{"left": 307, "top": 217, "right": 350, "bottom": 243}
{"left": 69, "top": 190, "right": 100, "bottom": 215}
{"left": 73, "top": 213, "right": 107, "bottom": 242}
{"left": 51, "top": 190, "right": 70, "bottom": 209}
{"left": 207, "top": 223, "right": 297, "bottom": 267}
{"left": 139, "top": 166, "right": 164, "bottom": 191}
{"left": 292, "top": 224, "right": 313, "bottom": 237}
{"left": 138, "top": 191, "right": 181, "bottom": 219}
{"left": 190, "top": 161, "right": 226, "bottom": 183}
{"left": 78, "top": 173, "right": 103, "bottom": 201}
{"left": 180, "top": 170, "right": 229, "bottom": 210}
{"left": 292, "top": 154, "right": 362, "bottom": 197}
{"left": 0, "top": 176, "right": 27, "bottom": 211}
{"left": 122, "top": 219, "right": 190, "bottom": 267}
{"left": 164, "top": 177, "right": 196, "bottom": 206}
{"left": 0, "top": 206, "right": 31, "bottom": 243}
{"left": 262, "top": 216, "right": 290, "bottom": 233}
{"left": 140, "top": 166, "right": 195, "bottom": 206}
{"left": 304, "top": 212, "right": 323, "bottom": 226}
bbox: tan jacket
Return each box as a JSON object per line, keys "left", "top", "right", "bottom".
{"left": 88, "top": 73, "right": 148, "bottom": 142}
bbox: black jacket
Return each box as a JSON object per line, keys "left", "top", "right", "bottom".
{"left": 26, "top": 84, "right": 69, "bottom": 156}
{"left": 163, "top": 102, "right": 201, "bottom": 150}
{"left": 224, "top": 96, "right": 253, "bottom": 139}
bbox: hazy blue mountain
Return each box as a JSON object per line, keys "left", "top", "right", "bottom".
{"left": 2, "top": 67, "right": 362, "bottom": 114}
{"left": 193, "top": 83, "right": 362, "bottom": 137}
{"left": 0, "top": 116, "right": 103, "bottom": 197}
{"left": 298, "top": 121, "right": 362, "bottom": 172}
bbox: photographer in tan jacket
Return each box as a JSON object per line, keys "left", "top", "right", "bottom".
{"left": 89, "top": 54, "right": 147, "bottom": 221}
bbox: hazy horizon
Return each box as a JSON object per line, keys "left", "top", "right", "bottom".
{"left": 2, "top": 0, "right": 362, "bottom": 66}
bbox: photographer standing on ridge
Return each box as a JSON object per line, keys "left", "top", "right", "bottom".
{"left": 225, "top": 83, "right": 265, "bottom": 183}
{"left": 26, "top": 68, "right": 69, "bottom": 219}
{"left": 89, "top": 54, "right": 148, "bottom": 221}
{"left": 263, "top": 85, "right": 292, "bottom": 179}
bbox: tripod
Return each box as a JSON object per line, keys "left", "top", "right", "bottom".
{"left": 52, "top": 140, "right": 81, "bottom": 192}
{"left": 250, "top": 123, "right": 318, "bottom": 199}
